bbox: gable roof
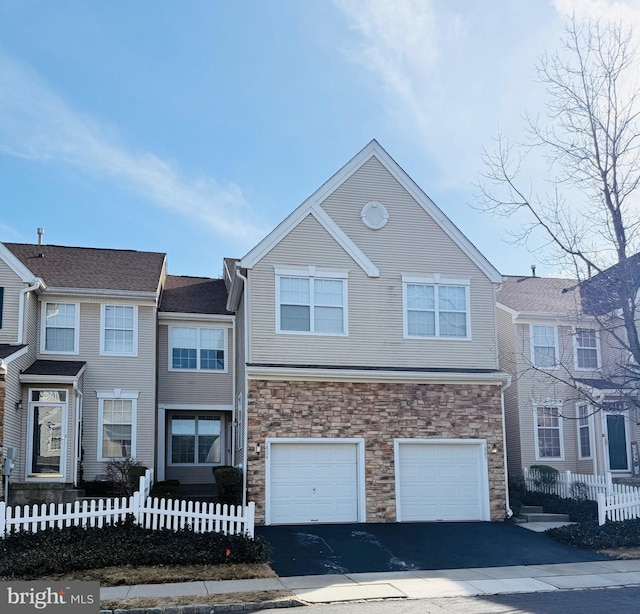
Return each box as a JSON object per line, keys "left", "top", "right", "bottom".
{"left": 4, "top": 243, "right": 166, "bottom": 294}
{"left": 239, "top": 140, "right": 502, "bottom": 283}
{"left": 497, "top": 275, "right": 582, "bottom": 315}
{"left": 160, "top": 275, "right": 231, "bottom": 315}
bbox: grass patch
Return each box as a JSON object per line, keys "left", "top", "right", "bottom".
{"left": 28, "top": 562, "right": 276, "bottom": 585}
{"left": 101, "top": 590, "right": 294, "bottom": 611}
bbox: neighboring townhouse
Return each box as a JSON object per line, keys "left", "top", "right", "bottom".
{"left": 0, "top": 242, "right": 166, "bottom": 503}
{"left": 225, "top": 140, "right": 510, "bottom": 525}
{"left": 497, "top": 274, "right": 639, "bottom": 479}
{"left": 156, "top": 275, "right": 234, "bottom": 490}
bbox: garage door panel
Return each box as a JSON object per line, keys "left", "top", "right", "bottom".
{"left": 397, "top": 442, "right": 488, "bottom": 522}
{"left": 269, "top": 442, "right": 359, "bottom": 524}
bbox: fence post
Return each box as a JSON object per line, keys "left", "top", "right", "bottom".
{"left": 606, "top": 471, "right": 613, "bottom": 496}
{"left": 564, "top": 470, "right": 572, "bottom": 498}
{"left": 132, "top": 491, "right": 141, "bottom": 526}
{"left": 245, "top": 502, "right": 255, "bottom": 538}
{"left": 597, "top": 492, "right": 606, "bottom": 526}
{"left": 0, "top": 502, "right": 5, "bottom": 538}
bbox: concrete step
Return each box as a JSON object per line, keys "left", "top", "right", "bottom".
{"left": 520, "top": 512, "right": 571, "bottom": 522}
{"left": 520, "top": 505, "right": 543, "bottom": 514}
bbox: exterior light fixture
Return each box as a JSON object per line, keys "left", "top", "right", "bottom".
{"left": 15, "top": 400, "right": 23, "bottom": 411}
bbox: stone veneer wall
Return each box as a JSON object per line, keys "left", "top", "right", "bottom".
{"left": 247, "top": 380, "right": 506, "bottom": 523}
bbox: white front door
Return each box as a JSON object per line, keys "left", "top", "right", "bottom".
{"left": 267, "top": 440, "right": 361, "bottom": 524}
{"left": 395, "top": 439, "right": 490, "bottom": 522}
{"left": 27, "top": 390, "right": 68, "bottom": 480}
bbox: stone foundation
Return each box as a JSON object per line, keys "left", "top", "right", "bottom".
{"left": 247, "top": 379, "right": 506, "bottom": 523}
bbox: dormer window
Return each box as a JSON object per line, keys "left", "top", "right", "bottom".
{"left": 41, "top": 302, "right": 79, "bottom": 354}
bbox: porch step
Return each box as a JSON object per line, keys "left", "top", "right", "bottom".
{"left": 519, "top": 505, "right": 543, "bottom": 514}
{"left": 519, "top": 512, "right": 571, "bottom": 523}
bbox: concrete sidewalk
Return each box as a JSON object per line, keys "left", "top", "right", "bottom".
{"left": 101, "top": 559, "right": 640, "bottom": 605}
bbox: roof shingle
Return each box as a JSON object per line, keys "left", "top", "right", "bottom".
{"left": 497, "top": 275, "right": 582, "bottom": 315}
{"left": 160, "top": 275, "right": 231, "bottom": 315}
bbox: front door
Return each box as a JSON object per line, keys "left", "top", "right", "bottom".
{"left": 606, "top": 412, "right": 629, "bottom": 471}
{"left": 27, "top": 390, "right": 68, "bottom": 479}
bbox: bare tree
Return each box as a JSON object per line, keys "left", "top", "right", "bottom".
{"left": 478, "top": 17, "right": 640, "bottom": 420}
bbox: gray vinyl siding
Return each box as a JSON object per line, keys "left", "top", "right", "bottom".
{"left": 248, "top": 160, "right": 499, "bottom": 369}
{"left": 0, "top": 259, "right": 24, "bottom": 343}
{"left": 34, "top": 298, "right": 157, "bottom": 480}
{"left": 157, "top": 321, "right": 234, "bottom": 406}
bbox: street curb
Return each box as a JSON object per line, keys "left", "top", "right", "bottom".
{"left": 99, "top": 598, "right": 306, "bottom": 614}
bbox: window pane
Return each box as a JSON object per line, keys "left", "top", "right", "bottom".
{"left": 171, "top": 416, "right": 196, "bottom": 435}
{"left": 577, "top": 348, "right": 598, "bottom": 369}
{"left": 407, "top": 284, "right": 435, "bottom": 310}
{"left": 408, "top": 310, "right": 435, "bottom": 336}
{"left": 200, "top": 328, "right": 224, "bottom": 350}
{"left": 536, "top": 407, "right": 561, "bottom": 458}
{"left": 171, "top": 435, "right": 195, "bottom": 463}
{"left": 172, "top": 348, "right": 197, "bottom": 369}
{"left": 314, "top": 306, "right": 343, "bottom": 333}
{"left": 314, "top": 279, "right": 343, "bottom": 307}
{"left": 280, "top": 277, "right": 310, "bottom": 305}
{"left": 46, "top": 303, "right": 75, "bottom": 327}
{"left": 281, "top": 304, "right": 311, "bottom": 331}
{"left": 439, "top": 311, "right": 467, "bottom": 337}
{"left": 201, "top": 349, "right": 224, "bottom": 370}
{"left": 45, "top": 327, "right": 75, "bottom": 352}
{"left": 534, "top": 347, "right": 556, "bottom": 368}
{"left": 102, "top": 424, "right": 132, "bottom": 458}
{"left": 439, "top": 286, "right": 466, "bottom": 311}
{"left": 198, "top": 435, "right": 221, "bottom": 463}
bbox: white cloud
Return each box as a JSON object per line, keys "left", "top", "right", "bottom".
{"left": 0, "top": 50, "right": 266, "bottom": 245}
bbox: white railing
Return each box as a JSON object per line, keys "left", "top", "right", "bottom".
{"left": 524, "top": 467, "right": 640, "bottom": 526}
{"left": 0, "top": 469, "right": 255, "bottom": 538}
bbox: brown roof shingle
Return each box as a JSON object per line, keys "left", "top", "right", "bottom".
{"left": 4, "top": 243, "right": 165, "bottom": 293}
{"left": 160, "top": 275, "right": 231, "bottom": 315}
{"left": 497, "top": 275, "right": 582, "bottom": 315}
{"left": 22, "top": 359, "right": 86, "bottom": 377}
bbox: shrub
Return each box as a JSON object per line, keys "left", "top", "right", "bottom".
{"left": 523, "top": 491, "right": 597, "bottom": 523}
{"left": 508, "top": 474, "right": 526, "bottom": 516}
{"left": 213, "top": 466, "right": 243, "bottom": 506}
{"left": 0, "top": 517, "right": 268, "bottom": 579}
{"left": 81, "top": 480, "right": 117, "bottom": 497}
{"left": 150, "top": 479, "right": 181, "bottom": 500}
{"left": 529, "top": 464, "right": 559, "bottom": 494}
{"left": 547, "top": 518, "right": 640, "bottom": 550}
{"left": 105, "top": 458, "right": 148, "bottom": 497}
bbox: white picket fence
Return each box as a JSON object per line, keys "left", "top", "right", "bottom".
{"left": 524, "top": 467, "right": 640, "bottom": 526}
{"left": 0, "top": 469, "right": 255, "bottom": 538}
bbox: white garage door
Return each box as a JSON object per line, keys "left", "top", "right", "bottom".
{"left": 396, "top": 441, "right": 489, "bottom": 522}
{"left": 268, "top": 441, "right": 359, "bottom": 524}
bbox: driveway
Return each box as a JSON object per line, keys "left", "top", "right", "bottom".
{"left": 256, "top": 522, "right": 612, "bottom": 577}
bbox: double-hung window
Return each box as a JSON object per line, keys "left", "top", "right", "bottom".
{"left": 42, "top": 302, "right": 79, "bottom": 354}
{"left": 534, "top": 404, "right": 564, "bottom": 459}
{"left": 97, "top": 390, "right": 138, "bottom": 460}
{"left": 531, "top": 325, "right": 558, "bottom": 368}
{"left": 403, "top": 276, "right": 470, "bottom": 338}
{"left": 574, "top": 328, "right": 599, "bottom": 370}
{"left": 577, "top": 404, "right": 592, "bottom": 459}
{"left": 170, "top": 327, "right": 226, "bottom": 371}
{"left": 276, "top": 269, "right": 347, "bottom": 334}
{"left": 101, "top": 305, "right": 137, "bottom": 356}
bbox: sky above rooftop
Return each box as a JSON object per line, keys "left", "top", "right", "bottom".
{"left": 1, "top": 0, "right": 637, "bottom": 278}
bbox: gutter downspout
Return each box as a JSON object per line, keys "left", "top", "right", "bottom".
{"left": 17, "top": 279, "right": 42, "bottom": 344}
{"left": 501, "top": 375, "right": 514, "bottom": 519}
{"left": 235, "top": 268, "right": 249, "bottom": 509}
{"left": 231, "top": 316, "right": 236, "bottom": 467}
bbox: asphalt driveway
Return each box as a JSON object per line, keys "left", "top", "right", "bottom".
{"left": 256, "top": 522, "right": 612, "bottom": 577}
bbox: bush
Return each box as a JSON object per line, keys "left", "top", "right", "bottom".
{"left": 0, "top": 517, "right": 268, "bottom": 579}
{"left": 528, "top": 464, "right": 559, "bottom": 493}
{"left": 81, "top": 480, "right": 117, "bottom": 497}
{"left": 547, "top": 518, "right": 640, "bottom": 549}
{"left": 523, "top": 491, "right": 597, "bottom": 523}
{"left": 105, "top": 458, "right": 148, "bottom": 497}
{"left": 508, "top": 474, "right": 526, "bottom": 516}
{"left": 213, "top": 466, "right": 243, "bottom": 506}
{"left": 150, "top": 479, "right": 181, "bottom": 500}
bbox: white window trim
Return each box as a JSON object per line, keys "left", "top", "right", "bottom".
{"left": 576, "top": 403, "right": 594, "bottom": 460}
{"left": 533, "top": 402, "right": 565, "bottom": 461}
{"left": 530, "top": 324, "right": 560, "bottom": 370}
{"left": 100, "top": 304, "right": 139, "bottom": 357}
{"left": 167, "top": 413, "right": 224, "bottom": 466}
{"left": 573, "top": 328, "right": 601, "bottom": 371}
{"left": 168, "top": 326, "right": 229, "bottom": 373}
{"left": 401, "top": 274, "right": 471, "bottom": 341}
{"left": 97, "top": 389, "right": 139, "bottom": 461}
{"left": 40, "top": 301, "right": 80, "bottom": 355}
{"left": 274, "top": 266, "right": 349, "bottom": 336}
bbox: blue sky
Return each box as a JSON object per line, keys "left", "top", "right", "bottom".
{"left": 0, "top": 0, "right": 634, "bottom": 278}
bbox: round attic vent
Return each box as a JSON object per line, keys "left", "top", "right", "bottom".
{"left": 361, "top": 201, "right": 389, "bottom": 230}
